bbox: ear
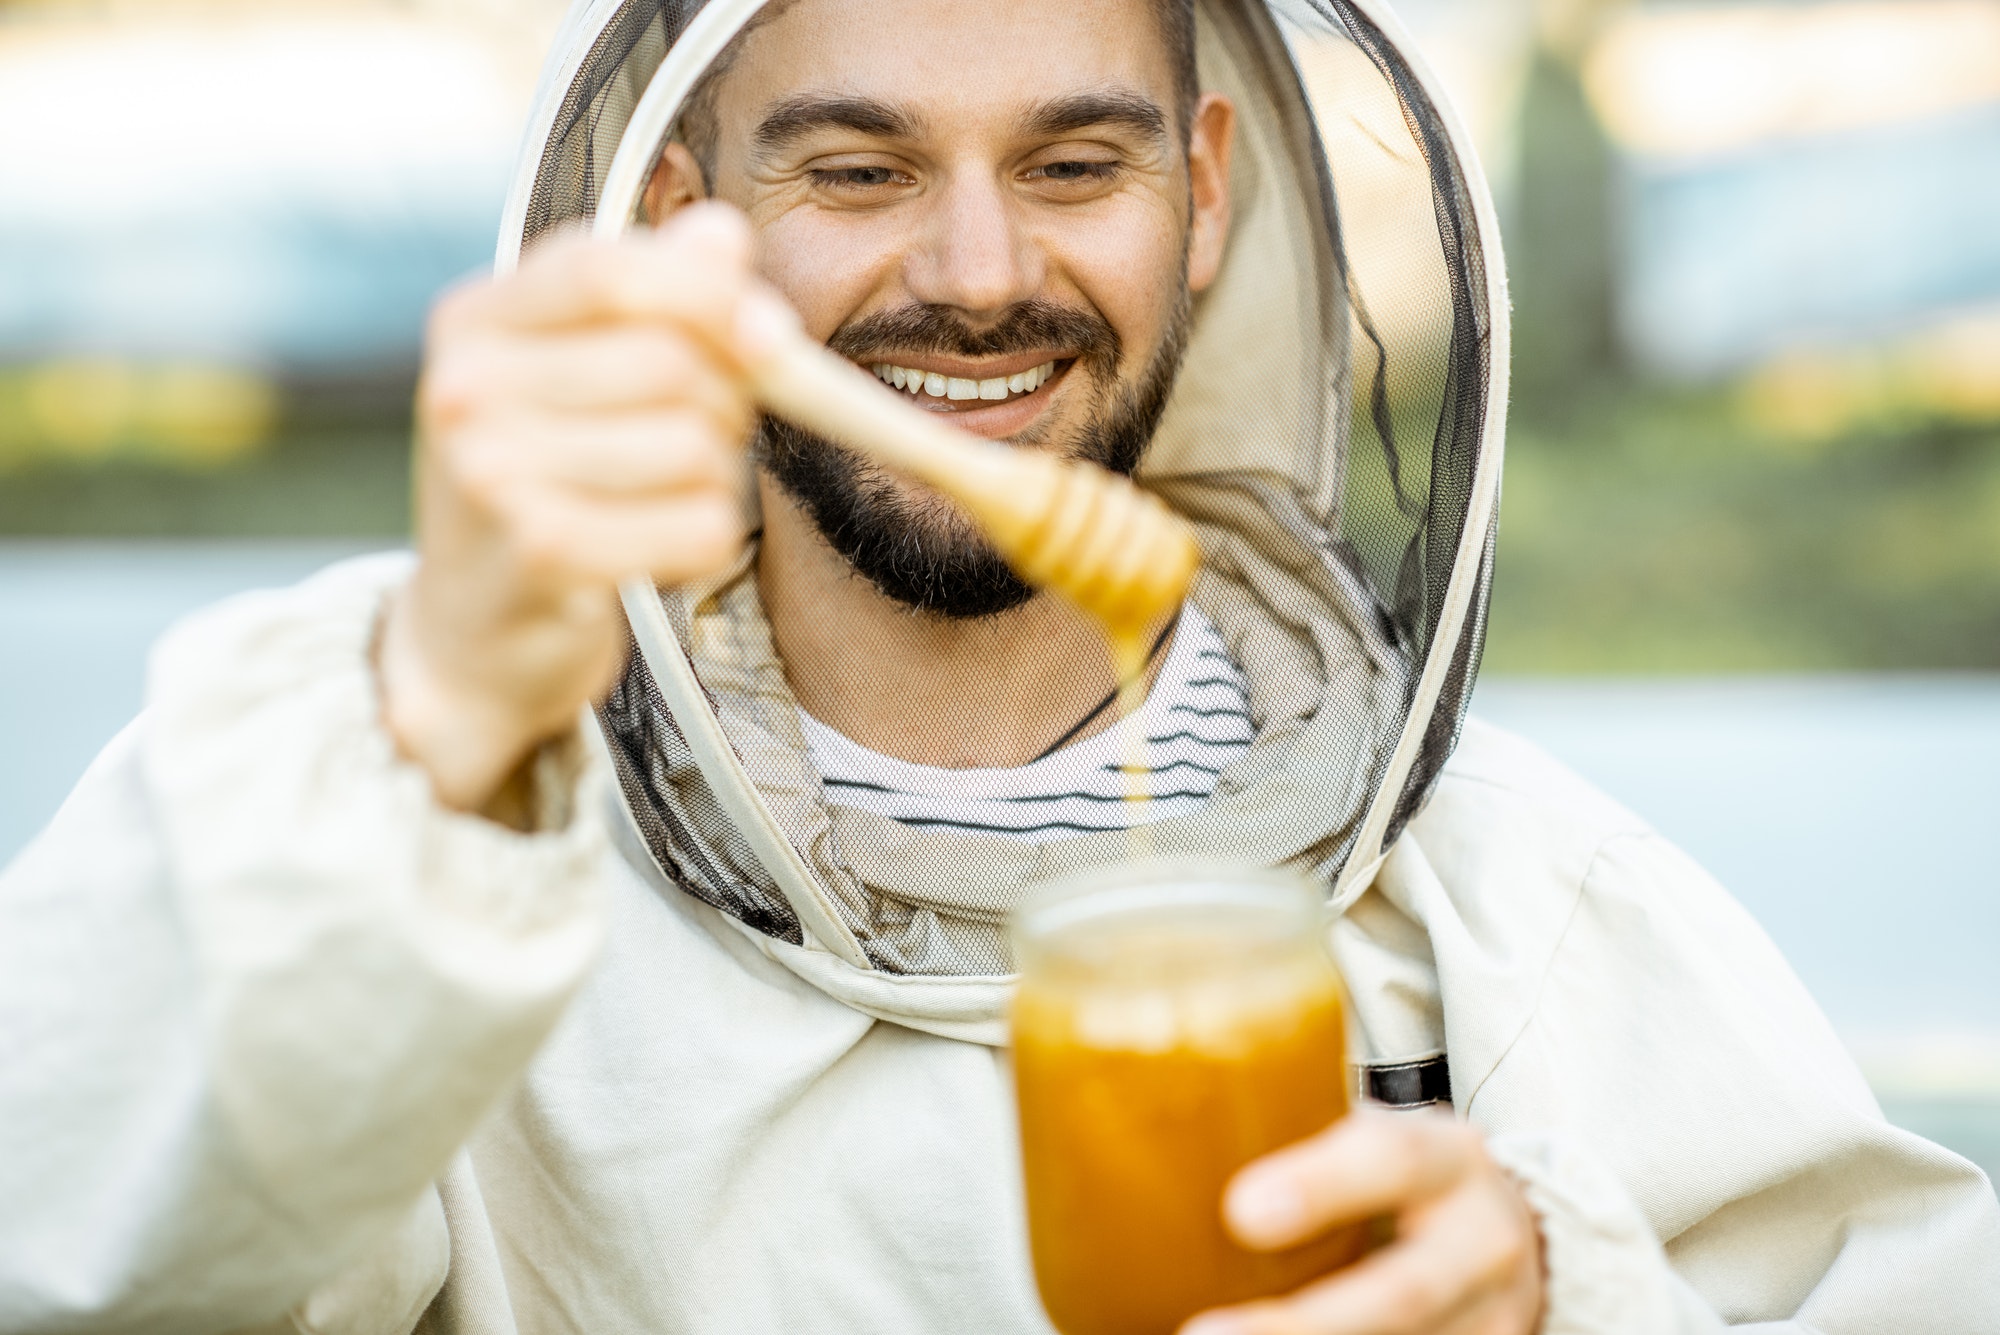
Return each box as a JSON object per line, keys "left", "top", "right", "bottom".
{"left": 1185, "top": 92, "right": 1235, "bottom": 294}
{"left": 641, "top": 140, "right": 710, "bottom": 224}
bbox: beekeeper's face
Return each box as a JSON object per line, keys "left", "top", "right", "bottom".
{"left": 648, "top": 0, "right": 1234, "bottom": 617}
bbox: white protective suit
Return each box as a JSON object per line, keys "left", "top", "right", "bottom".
{"left": 3, "top": 0, "right": 1998, "bottom": 1331}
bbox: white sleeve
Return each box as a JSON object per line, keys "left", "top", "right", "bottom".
{"left": 0, "top": 554, "right": 607, "bottom": 1333}
{"left": 1490, "top": 1117, "right": 2000, "bottom": 1335}
{"left": 1475, "top": 832, "right": 2000, "bottom": 1333}
{"left": 1487, "top": 1133, "right": 1724, "bottom": 1335}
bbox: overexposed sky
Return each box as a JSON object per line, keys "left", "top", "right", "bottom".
{"left": 1587, "top": 1, "right": 2000, "bottom": 161}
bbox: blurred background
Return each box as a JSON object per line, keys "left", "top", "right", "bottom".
{"left": 2, "top": 0, "right": 1996, "bottom": 1175}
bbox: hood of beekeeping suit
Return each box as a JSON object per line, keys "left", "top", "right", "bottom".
{"left": 498, "top": 0, "right": 1508, "bottom": 1042}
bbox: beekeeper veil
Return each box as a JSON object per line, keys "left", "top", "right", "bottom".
{"left": 497, "top": 0, "right": 1507, "bottom": 1035}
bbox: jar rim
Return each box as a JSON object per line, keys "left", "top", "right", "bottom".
{"left": 1011, "top": 858, "right": 1326, "bottom": 950}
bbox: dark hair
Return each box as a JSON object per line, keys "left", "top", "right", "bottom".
{"left": 675, "top": 0, "right": 1199, "bottom": 180}
{"left": 1159, "top": 0, "right": 1199, "bottom": 134}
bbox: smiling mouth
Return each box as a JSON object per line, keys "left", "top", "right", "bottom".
{"left": 868, "top": 359, "right": 1063, "bottom": 406}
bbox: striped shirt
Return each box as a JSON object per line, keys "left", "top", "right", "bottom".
{"left": 800, "top": 605, "right": 1253, "bottom": 840}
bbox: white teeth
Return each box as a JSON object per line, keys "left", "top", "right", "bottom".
{"left": 869, "top": 361, "right": 1061, "bottom": 399}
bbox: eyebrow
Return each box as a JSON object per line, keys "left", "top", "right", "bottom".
{"left": 1021, "top": 90, "right": 1168, "bottom": 143}
{"left": 753, "top": 94, "right": 923, "bottom": 151}
{"left": 749, "top": 88, "right": 1171, "bottom": 155}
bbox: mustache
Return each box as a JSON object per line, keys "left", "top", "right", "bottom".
{"left": 825, "top": 299, "right": 1121, "bottom": 367}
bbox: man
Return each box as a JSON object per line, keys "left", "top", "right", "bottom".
{"left": 2, "top": 0, "right": 1995, "bottom": 1331}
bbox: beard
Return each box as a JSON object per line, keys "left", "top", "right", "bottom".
{"left": 757, "top": 289, "right": 1191, "bottom": 620}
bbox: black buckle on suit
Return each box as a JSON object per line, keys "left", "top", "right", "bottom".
{"left": 1356, "top": 1054, "right": 1451, "bottom": 1109}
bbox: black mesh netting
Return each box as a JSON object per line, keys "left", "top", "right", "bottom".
{"left": 505, "top": 0, "right": 1500, "bottom": 976}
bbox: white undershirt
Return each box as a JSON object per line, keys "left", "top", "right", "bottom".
{"left": 799, "top": 604, "right": 1252, "bottom": 841}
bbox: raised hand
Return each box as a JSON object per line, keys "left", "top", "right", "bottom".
{"left": 379, "top": 204, "right": 782, "bottom": 812}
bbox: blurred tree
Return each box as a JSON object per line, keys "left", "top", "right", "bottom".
{"left": 1506, "top": 48, "right": 1620, "bottom": 421}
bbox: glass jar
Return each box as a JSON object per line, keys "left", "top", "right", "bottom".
{"left": 1010, "top": 861, "right": 1372, "bottom": 1335}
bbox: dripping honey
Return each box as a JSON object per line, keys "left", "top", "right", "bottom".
{"left": 1104, "top": 622, "right": 1156, "bottom": 859}
{"left": 1011, "top": 877, "right": 1369, "bottom": 1335}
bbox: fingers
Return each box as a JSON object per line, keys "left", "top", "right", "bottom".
{"left": 500, "top": 490, "right": 748, "bottom": 588}
{"left": 1226, "top": 1111, "right": 1478, "bottom": 1250}
{"left": 428, "top": 407, "right": 750, "bottom": 576}
{"left": 1224, "top": 1172, "right": 1535, "bottom": 1335}
{"left": 446, "top": 410, "right": 748, "bottom": 499}
{"left": 424, "top": 325, "right": 753, "bottom": 435}
{"left": 1184, "top": 1120, "right": 1544, "bottom": 1335}
{"left": 418, "top": 208, "right": 765, "bottom": 527}
{"left": 435, "top": 202, "right": 755, "bottom": 349}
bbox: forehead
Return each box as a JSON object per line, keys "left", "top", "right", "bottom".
{"left": 715, "top": 0, "right": 1176, "bottom": 128}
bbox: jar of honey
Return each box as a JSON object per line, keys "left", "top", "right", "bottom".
{"left": 1009, "top": 862, "right": 1372, "bottom": 1335}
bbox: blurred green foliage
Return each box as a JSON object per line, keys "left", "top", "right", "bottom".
{"left": 0, "top": 419, "right": 409, "bottom": 538}
{"left": 1491, "top": 391, "right": 2000, "bottom": 670}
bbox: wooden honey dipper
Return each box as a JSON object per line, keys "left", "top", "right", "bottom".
{"left": 739, "top": 309, "right": 1202, "bottom": 635}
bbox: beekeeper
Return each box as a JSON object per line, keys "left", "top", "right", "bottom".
{"left": 3, "top": 0, "right": 1996, "bottom": 1331}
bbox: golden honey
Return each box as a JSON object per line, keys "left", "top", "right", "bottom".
{"left": 1011, "top": 870, "right": 1371, "bottom": 1335}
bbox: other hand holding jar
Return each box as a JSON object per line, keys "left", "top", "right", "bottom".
{"left": 1009, "top": 862, "right": 1542, "bottom": 1335}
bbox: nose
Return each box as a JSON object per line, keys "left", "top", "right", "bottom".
{"left": 904, "top": 169, "right": 1044, "bottom": 319}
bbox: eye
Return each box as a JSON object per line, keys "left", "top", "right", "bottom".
{"left": 1031, "top": 160, "right": 1119, "bottom": 183}
{"left": 809, "top": 165, "right": 907, "bottom": 190}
